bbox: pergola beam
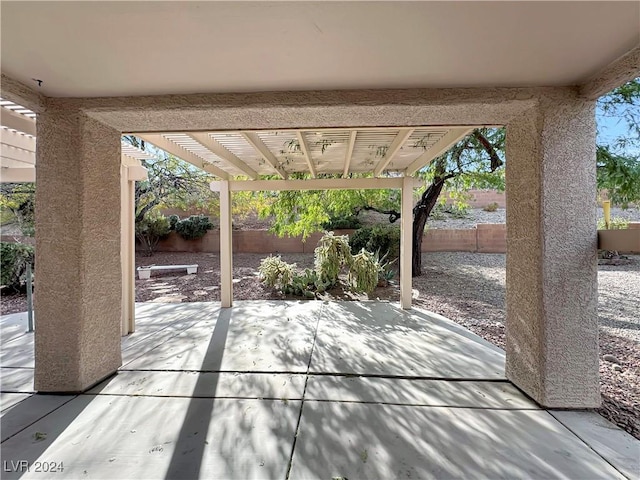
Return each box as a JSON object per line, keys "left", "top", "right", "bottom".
{"left": 1, "top": 129, "right": 36, "bottom": 152}
{"left": 188, "top": 132, "right": 258, "bottom": 179}
{"left": 240, "top": 131, "right": 288, "bottom": 179}
{"left": 211, "top": 176, "right": 422, "bottom": 192}
{"left": 1, "top": 143, "right": 35, "bottom": 165}
{"left": 0, "top": 107, "right": 37, "bottom": 136}
{"left": 342, "top": 130, "right": 357, "bottom": 178}
{"left": 404, "top": 127, "right": 474, "bottom": 176}
{"left": 373, "top": 128, "right": 414, "bottom": 177}
{"left": 136, "top": 134, "right": 230, "bottom": 180}
{"left": 296, "top": 131, "right": 316, "bottom": 178}
{"left": 1, "top": 167, "right": 35, "bottom": 182}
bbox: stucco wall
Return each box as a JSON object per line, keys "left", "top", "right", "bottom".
{"left": 34, "top": 106, "right": 122, "bottom": 392}
{"left": 505, "top": 90, "right": 599, "bottom": 408}
{"left": 153, "top": 225, "right": 509, "bottom": 254}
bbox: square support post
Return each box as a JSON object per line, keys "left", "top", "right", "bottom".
{"left": 34, "top": 105, "right": 122, "bottom": 392}
{"left": 505, "top": 90, "right": 599, "bottom": 408}
{"left": 120, "top": 166, "right": 136, "bottom": 335}
{"left": 219, "top": 180, "right": 233, "bottom": 307}
{"left": 400, "top": 175, "right": 414, "bottom": 309}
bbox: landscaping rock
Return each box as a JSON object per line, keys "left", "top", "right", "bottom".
{"left": 603, "top": 354, "right": 620, "bottom": 364}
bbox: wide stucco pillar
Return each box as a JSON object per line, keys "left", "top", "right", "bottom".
{"left": 34, "top": 104, "right": 122, "bottom": 392}
{"left": 505, "top": 90, "right": 599, "bottom": 408}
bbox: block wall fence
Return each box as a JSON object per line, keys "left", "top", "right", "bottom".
{"left": 153, "top": 225, "right": 508, "bottom": 254}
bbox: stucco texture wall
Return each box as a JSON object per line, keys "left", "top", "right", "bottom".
{"left": 505, "top": 90, "right": 599, "bottom": 408}
{"left": 34, "top": 104, "right": 122, "bottom": 392}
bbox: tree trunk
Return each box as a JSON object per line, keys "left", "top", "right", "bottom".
{"left": 412, "top": 178, "right": 447, "bottom": 276}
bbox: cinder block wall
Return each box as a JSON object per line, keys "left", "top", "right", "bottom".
{"left": 153, "top": 225, "right": 509, "bottom": 254}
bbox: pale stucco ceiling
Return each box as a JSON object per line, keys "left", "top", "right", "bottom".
{"left": 1, "top": 1, "right": 638, "bottom": 98}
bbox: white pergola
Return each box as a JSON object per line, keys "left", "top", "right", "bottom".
{"left": 137, "top": 126, "right": 475, "bottom": 310}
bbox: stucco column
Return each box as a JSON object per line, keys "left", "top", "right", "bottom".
{"left": 505, "top": 89, "right": 599, "bottom": 408}
{"left": 34, "top": 104, "right": 122, "bottom": 392}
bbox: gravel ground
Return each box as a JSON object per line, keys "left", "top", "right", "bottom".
{"left": 1, "top": 250, "right": 638, "bottom": 439}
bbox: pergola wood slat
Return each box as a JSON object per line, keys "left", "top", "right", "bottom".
{"left": 137, "top": 133, "right": 230, "bottom": 180}
{"left": 296, "top": 131, "right": 316, "bottom": 178}
{"left": 239, "top": 131, "right": 288, "bottom": 179}
{"left": 342, "top": 130, "right": 357, "bottom": 178}
{"left": 404, "top": 127, "right": 475, "bottom": 176}
{"left": 373, "top": 128, "right": 415, "bottom": 177}
{"left": 188, "top": 132, "right": 258, "bottom": 180}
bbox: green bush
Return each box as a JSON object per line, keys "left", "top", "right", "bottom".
{"left": 0, "top": 242, "right": 34, "bottom": 292}
{"left": 175, "top": 215, "right": 213, "bottom": 240}
{"left": 321, "top": 214, "right": 362, "bottom": 230}
{"left": 597, "top": 217, "right": 629, "bottom": 230}
{"left": 135, "top": 212, "right": 171, "bottom": 256}
{"left": 349, "top": 225, "right": 400, "bottom": 260}
{"left": 168, "top": 214, "right": 180, "bottom": 230}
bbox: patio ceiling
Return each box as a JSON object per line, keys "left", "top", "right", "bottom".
{"left": 136, "top": 126, "right": 474, "bottom": 180}
{"left": 1, "top": 2, "right": 638, "bottom": 97}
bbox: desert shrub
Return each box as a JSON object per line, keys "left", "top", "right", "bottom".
{"left": 0, "top": 242, "right": 34, "bottom": 292}
{"left": 483, "top": 202, "right": 499, "bottom": 212}
{"left": 321, "top": 214, "right": 362, "bottom": 230}
{"left": 597, "top": 217, "right": 629, "bottom": 230}
{"left": 258, "top": 255, "right": 295, "bottom": 289}
{"left": 259, "top": 232, "right": 394, "bottom": 298}
{"left": 314, "top": 232, "right": 353, "bottom": 286}
{"left": 350, "top": 225, "right": 400, "bottom": 260}
{"left": 175, "top": 215, "right": 213, "bottom": 240}
{"left": 135, "top": 212, "right": 171, "bottom": 256}
{"left": 348, "top": 249, "right": 379, "bottom": 294}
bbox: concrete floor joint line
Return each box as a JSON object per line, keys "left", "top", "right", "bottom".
{"left": 551, "top": 412, "right": 635, "bottom": 480}
{"left": 285, "top": 304, "right": 323, "bottom": 479}
{"left": 0, "top": 395, "right": 78, "bottom": 444}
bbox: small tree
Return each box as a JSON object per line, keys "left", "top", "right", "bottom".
{"left": 135, "top": 211, "right": 170, "bottom": 256}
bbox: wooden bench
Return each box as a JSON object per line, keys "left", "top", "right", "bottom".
{"left": 137, "top": 264, "right": 198, "bottom": 280}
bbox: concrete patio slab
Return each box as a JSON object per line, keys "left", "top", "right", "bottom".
{"left": 0, "top": 367, "right": 34, "bottom": 392}
{"left": 1, "top": 392, "right": 31, "bottom": 411}
{"left": 1, "top": 394, "right": 75, "bottom": 442}
{"left": 0, "top": 301, "right": 635, "bottom": 479}
{"left": 0, "top": 395, "right": 300, "bottom": 479}
{"left": 89, "top": 371, "right": 306, "bottom": 400}
{"left": 123, "top": 301, "right": 320, "bottom": 373}
{"left": 0, "top": 332, "right": 34, "bottom": 368}
{"left": 305, "top": 376, "right": 539, "bottom": 409}
{"left": 0, "top": 312, "right": 31, "bottom": 344}
{"left": 288, "top": 401, "right": 625, "bottom": 479}
{"left": 310, "top": 302, "right": 504, "bottom": 379}
{"left": 550, "top": 411, "right": 640, "bottom": 480}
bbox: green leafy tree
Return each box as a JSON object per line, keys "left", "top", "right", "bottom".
{"left": 596, "top": 78, "right": 640, "bottom": 207}
{"left": 260, "top": 128, "right": 504, "bottom": 276}
{"left": 0, "top": 183, "right": 35, "bottom": 236}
